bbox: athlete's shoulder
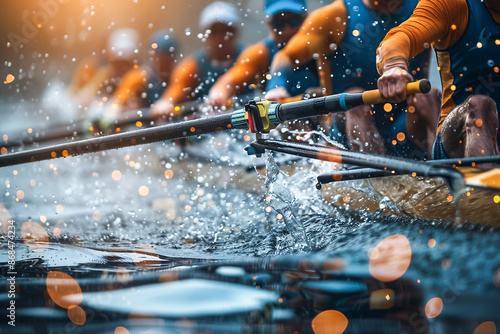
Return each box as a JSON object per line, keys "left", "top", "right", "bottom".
{"left": 307, "top": 0, "right": 347, "bottom": 21}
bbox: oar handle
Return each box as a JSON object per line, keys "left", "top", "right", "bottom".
{"left": 362, "top": 79, "right": 431, "bottom": 105}
{"left": 275, "top": 79, "right": 431, "bottom": 123}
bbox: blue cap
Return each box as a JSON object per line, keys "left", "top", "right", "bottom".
{"left": 150, "top": 30, "right": 178, "bottom": 54}
{"left": 265, "top": 0, "right": 307, "bottom": 16}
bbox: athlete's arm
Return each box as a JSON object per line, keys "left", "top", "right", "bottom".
{"left": 151, "top": 56, "right": 200, "bottom": 118}
{"left": 112, "top": 68, "right": 147, "bottom": 107}
{"left": 208, "top": 42, "right": 270, "bottom": 107}
{"left": 266, "top": 0, "right": 347, "bottom": 101}
{"left": 377, "top": 0, "right": 469, "bottom": 101}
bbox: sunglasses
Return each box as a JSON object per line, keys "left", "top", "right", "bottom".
{"left": 270, "top": 16, "right": 304, "bottom": 29}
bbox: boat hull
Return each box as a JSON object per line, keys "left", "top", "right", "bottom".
{"left": 322, "top": 174, "right": 500, "bottom": 226}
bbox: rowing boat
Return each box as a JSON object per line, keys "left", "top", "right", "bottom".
{"left": 320, "top": 173, "right": 500, "bottom": 226}
{"left": 174, "top": 137, "right": 500, "bottom": 227}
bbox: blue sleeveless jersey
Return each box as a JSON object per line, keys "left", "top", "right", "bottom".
{"left": 145, "top": 65, "right": 167, "bottom": 104}
{"left": 263, "top": 37, "right": 320, "bottom": 96}
{"left": 329, "top": 0, "right": 428, "bottom": 93}
{"left": 193, "top": 46, "right": 244, "bottom": 100}
{"left": 435, "top": 0, "right": 500, "bottom": 121}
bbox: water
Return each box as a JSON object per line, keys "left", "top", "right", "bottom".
{"left": 1, "top": 121, "right": 500, "bottom": 333}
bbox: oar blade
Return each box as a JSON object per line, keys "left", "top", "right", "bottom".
{"left": 463, "top": 168, "right": 500, "bottom": 192}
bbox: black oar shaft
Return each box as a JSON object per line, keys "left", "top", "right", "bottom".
{"left": 317, "top": 168, "right": 393, "bottom": 184}
{"left": 251, "top": 139, "right": 465, "bottom": 192}
{"left": 0, "top": 114, "right": 233, "bottom": 167}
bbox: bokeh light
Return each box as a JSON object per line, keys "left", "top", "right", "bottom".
{"left": 46, "top": 271, "right": 83, "bottom": 309}
{"left": 369, "top": 235, "right": 412, "bottom": 282}
{"left": 21, "top": 222, "right": 49, "bottom": 251}
{"left": 425, "top": 297, "right": 443, "bottom": 318}
{"left": 312, "top": 310, "right": 348, "bottom": 334}
{"left": 474, "top": 321, "right": 496, "bottom": 334}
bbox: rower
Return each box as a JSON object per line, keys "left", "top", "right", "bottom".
{"left": 265, "top": 0, "right": 441, "bottom": 159}
{"left": 74, "top": 28, "right": 140, "bottom": 112}
{"left": 207, "top": 0, "right": 319, "bottom": 110}
{"left": 151, "top": 2, "right": 244, "bottom": 120}
{"left": 377, "top": 0, "right": 500, "bottom": 161}
{"left": 110, "top": 30, "right": 179, "bottom": 112}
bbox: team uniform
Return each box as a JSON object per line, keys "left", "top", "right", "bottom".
{"left": 268, "top": 0, "right": 430, "bottom": 158}
{"left": 211, "top": 37, "right": 318, "bottom": 100}
{"left": 377, "top": 0, "right": 500, "bottom": 158}
{"left": 112, "top": 65, "right": 170, "bottom": 108}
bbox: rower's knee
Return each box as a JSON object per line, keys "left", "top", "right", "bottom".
{"left": 465, "top": 95, "right": 498, "bottom": 130}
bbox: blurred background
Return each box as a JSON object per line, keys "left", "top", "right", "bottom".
{"left": 0, "top": 0, "right": 330, "bottom": 104}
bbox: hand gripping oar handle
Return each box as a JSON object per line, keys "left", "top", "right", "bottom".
{"left": 276, "top": 79, "right": 430, "bottom": 122}
{"left": 361, "top": 79, "right": 431, "bottom": 105}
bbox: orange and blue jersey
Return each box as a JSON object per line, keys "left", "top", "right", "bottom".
{"left": 211, "top": 37, "right": 318, "bottom": 102}
{"left": 113, "top": 65, "right": 169, "bottom": 108}
{"left": 262, "top": 37, "right": 318, "bottom": 96}
{"left": 192, "top": 46, "right": 244, "bottom": 99}
{"left": 377, "top": 0, "right": 500, "bottom": 134}
{"left": 328, "top": 0, "right": 428, "bottom": 93}
{"left": 268, "top": 0, "right": 430, "bottom": 157}
{"left": 160, "top": 46, "right": 244, "bottom": 106}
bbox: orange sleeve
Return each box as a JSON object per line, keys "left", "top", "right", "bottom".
{"left": 211, "top": 41, "right": 270, "bottom": 95}
{"left": 160, "top": 56, "right": 200, "bottom": 104}
{"left": 377, "top": 0, "right": 469, "bottom": 73}
{"left": 70, "top": 56, "right": 101, "bottom": 94}
{"left": 112, "top": 68, "right": 147, "bottom": 105}
{"left": 273, "top": 0, "right": 347, "bottom": 69}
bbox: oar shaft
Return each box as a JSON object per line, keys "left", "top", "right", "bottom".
{"left": 317, "top": 168, "right": 393, "bottom": 184}
{"left": 0, "top": 114, "right": 233, "bottom": 167}
{"left": 250, "top": 138, "right": 465, "bottom": 192}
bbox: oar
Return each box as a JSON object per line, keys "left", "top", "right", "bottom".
{"left": 316, "top": 156, "right": 500, "bottom": 188}
{"left": 3, "top": 109, "right": 155, "bottom": 150}
{"left": 0, "top": 80, "right": 431, "bottom": 167}
{"left": 2, "top": 92, "right": 264, "bottom": 150}
{"left": 2, "top": 102, "right": 197, "bottom": 149}
{"left": 249, "top": 138, "right": 466, "bottom": 193}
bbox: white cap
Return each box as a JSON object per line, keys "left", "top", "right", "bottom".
{"left": 199, "top": 2, "right": 241, "bottom": 30}
{"left": 107, "top": 28, "right": 139, "bottom": 60}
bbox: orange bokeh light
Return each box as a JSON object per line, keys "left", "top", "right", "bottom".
{"left": 369, "top": 235, "right": 412, "bottom": 282}
{"left": 474, "top": 321, "right": 496, "bottom": 334}
{"left": 22, "top": 222, "right": 49, "bottom": 251}
{"left": 68, "top": 305, "right": 86, "bottom": 325}
{"left": 164, "top": 169, "right": 174, "bottom": 179}
{"left": 115, "top": 327, "right": 130, "bottom": 334}
{"left": 311, "top": 310, "right": 348, "bottom": 334}
{"left": 425, "top": 297, "right": 443, "bottom": 318}
{"left": 46, "top": 271, "right": 83, "bottom": 309}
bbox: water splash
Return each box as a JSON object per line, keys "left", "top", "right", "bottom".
{"left": 264, "top": 152, "right": 312, "bottom": 252}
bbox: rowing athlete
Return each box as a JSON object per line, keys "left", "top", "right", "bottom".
{"left": 266, "top": 0, "right": 441, "bottom": 158}
{"left": 207, "top": 0, "right": 319, "bottom": 109}
{"left": 110, "top": 30, "right": 178, "bottom": 112}
{"left": 377, "top": 0, "right": 500, "bottom": 160}
{"left": 151, "top": 2, "right": 244, "bottom": 120}
{"left": 74, "top": 28, "right": 139, "bottom": 111}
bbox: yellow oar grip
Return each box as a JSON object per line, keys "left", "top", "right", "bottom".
{"left": 362, "top": 79, "right": 431, "bottom": 105}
